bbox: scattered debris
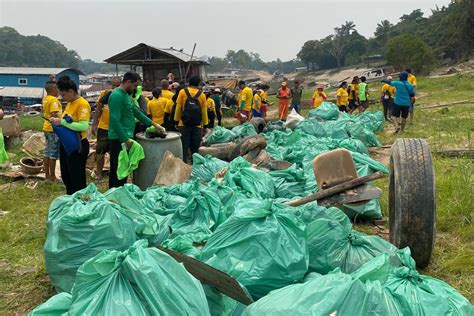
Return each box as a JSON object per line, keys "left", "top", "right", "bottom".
{"left": 421, "top": 100, "right": 470, "bottom": 110}
{"left": 21, "top": 132, "right": 45, "bottom": 158}
{"left": 154, "top": 150, "right": 192, "bottom": 186}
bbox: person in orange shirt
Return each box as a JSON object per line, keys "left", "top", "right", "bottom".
{"left": 311, "top": 84, "right": 328, "bottom": 108}
{"left": 276, "top": 82, "right": 292, "bottom": 120}
{"left": 42, "top": 81, "right": 62, "bottom": 182}
{"left": 92, "top": 77, "right": 120, "bottom": 182}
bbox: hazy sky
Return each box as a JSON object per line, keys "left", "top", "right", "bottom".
{"left": 0, "top": 0, "right": 451, "bottom": 62}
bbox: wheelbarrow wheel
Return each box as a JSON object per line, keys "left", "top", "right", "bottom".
{"left": 389, "top": 138, "right": 436, "bottom": 268}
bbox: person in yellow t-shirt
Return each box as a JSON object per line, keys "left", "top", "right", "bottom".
{"left": 205, "top": 91, "right": 216, "bottom": 129}
{"left": 259, "top": 84, "right": 270, "bottom": 119}
{"left": 336, "top": 81, "right": 349, "bottom": 112}
{"left": 42, "top": 81, "right": 62, "bottom": 182}
{"left": 381, "top": 75, "right": 396, "bottom": 121}
{"left": 252, "top": 90, "right": 263, "bottom": 117}
{"left": 405, "top": 69, "right": 417, "bottom": 125}
{"left": 311, "top": 84, "right": 327, "bottom": 108}
{"left": 50, "top": 76, "right": 91, "bottom": 195}
{"left": 174, "top": 75, "right": 208, "bottom": 163}
{"left": 147, "top": 88, "right": 168, "bottom": 125}
{"left": 237, "top": 80, "right": 253, "bottom": 123}
{"left": 160, "top": 79, "right": 174, "bottom": 100}
{"left": 347, "top": 76, "right": 360, "bottom": 113}
{"left": 92, "top": 77, "right": 120, "bottom": 182}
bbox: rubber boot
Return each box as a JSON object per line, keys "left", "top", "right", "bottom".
{"left": 401, "top": 118, "right": 407, "bottom": 132}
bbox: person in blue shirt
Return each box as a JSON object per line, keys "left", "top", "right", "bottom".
{"left": 382, "top": 71, "right": 415, "bottom": 133}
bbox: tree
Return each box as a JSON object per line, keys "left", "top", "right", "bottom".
{"left": 400, "top": 9, "right": 424, "bottom": 22}
{"left": 386, "top": 34, "right": 436, "bottom": 74}
{"left": 375, "top": 20, "right": 392, "bottom": 37}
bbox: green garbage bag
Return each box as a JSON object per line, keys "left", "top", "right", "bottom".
{"left": 304, "top": 203, "right": 397, "bottom": 274}
{"left": 352, "top": 152, "right": 389, "bottom": 174}
{"left": 44, "top": 184, "right": 136, "bottom": 293}
{"left": 69, "top": 240, "right": 210, "bottom": 315}
{"left": 223, "top": 157, "right": 275, "bottom": 199}
{"left": 141, "top": 185, "right": 188, "bottom": 215}
{"left": 104, "top": 184, "right": 172, "bottom": 245}
{"left": 232, "top": 122, "right": 257, "bottom": 138}
{"left": 295, "top": 119, "right": 327, "bottom": 138}
{"left": 28, "top": 293, "right": 72, "bottom": 316}
{"left": 341, "top": 199, "right": 383, "bottom": 219}
{"left": 0, "top": 129, "right": 8, "bottom": 164}
{"left": 269, "top": 164, "right": 308, "bottom": 198}
{"left": 200, "top": 198, "right": 308, "bottom": 300}
{"left": 322, "top": 120, "right": 349, "bottom": 139}
{"left": 204, "top": 285, "right": 247, "bottom": 316}
{"left": 308, "top": 101, "right": 340, "bottom": 121}
{"left": 117, "top": 140, "right": 145, "bottom": 180}
{"left": 352, "top": 249, "right": 474, "bottom": 316}
{"left": 263, "top": 120, "right": 288, "bottom": 133}
{"left": 353, "top": 111, "right": 385, "bottom": 133}
{"left": 204, "top": 126, "right": 236, "bottom": 144}
{"left": 161, "top": 231, "right": 208, "bottom": 257}
{"left": 206, "top": 179, "right": 247, "bottom": 219}
{"left": 345, "top": 121, "right": 381, "bottom": 147}
{"left": 336, "top": 138, "right": 369, "bottom": 155}
{"left": 192, "top": 153, "right": 229, "bottom": 182}
{"left": 242, "top": 271, "right": 401, "bottom": 316}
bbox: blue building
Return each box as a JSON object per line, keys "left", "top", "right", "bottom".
{"left": 0, "top": 67, "right": 83, "bottom": 106}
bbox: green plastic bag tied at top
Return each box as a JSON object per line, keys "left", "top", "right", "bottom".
{"left": 351, "top": 248, "right": 474, "bottom": 316}
{"left": 353, "top": 110, "right": 385, "bottom": 133}
{"left": 117, "top": 140, "right": 145, "bottom": 180}
{"left": 200, "top": 198, "right": 308, "bottom": 300}
{"left": 44, "top": 184, "right": 137, "bottom": 293}
{"left": 297, "top": 202, "right": 397, "bottom": 274}
{"left": 0, "top": 128, "right": 8, "bottom": 164}
{"left": 204, "top": 126, "right": 236, "bottom": 144}
{"left": 191, "top": 153, "right": 229, "bottom": 182}
{"left": 62, "top": 240, "right": 210, "bottom": 315}
{"left": 308, "top": 101, "right": 340, "bottom": 121}
{"left": 269, "top": 164, "right": 309, "bottom": 198}
{"left": 242, "top": 271, "right": 401, "bottom": 316}
{"left": 295, "top": 119, "right": 328, "bottom": 137}
{"left": 223, "top": 157, "right": 275, "bottom": 199}
{"left": 231, "top": 122, "right": 257, "bottom": 138}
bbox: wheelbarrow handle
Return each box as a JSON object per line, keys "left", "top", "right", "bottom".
{"left": 286, "top": 172, "right": 385, "bottom": 207}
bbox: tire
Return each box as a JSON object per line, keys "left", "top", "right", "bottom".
{"left": 389, "top": 138, "right": 436, "bottom": 268}
{"left": 250, "top": 117, "right": 266, "bottom": 133}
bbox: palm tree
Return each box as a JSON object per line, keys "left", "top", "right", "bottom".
{"left": 375, "top": 20, "right": 392, "bottom": 37}
{"left": 336, "top": 21, "right": 356, "bottom": 36}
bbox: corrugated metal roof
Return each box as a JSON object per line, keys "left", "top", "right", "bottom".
{"left": 0, "top": 67, "right": 83, "bottom": 75}
{"left": 0, "top": 86, "right": 45, "bottom": 98}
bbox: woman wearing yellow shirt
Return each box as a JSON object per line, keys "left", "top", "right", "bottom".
{"left": 205, "top": 92, "right": 217, "bottom": 129}
{"left": 147, "top": 88, "right": 167, "bottom": 125}
{"left": 381, "top": 75, "right": 395, "bottom": 121}
{"left": 336, "top": 81, "right": 349, "bottom": 112}
{"left": 311, "top": 84, "right": 327, "bottom": 108}
{"left": 50, "top": 76, "right": 91, "bottom": 195}
{"left": 252, "top": 90, "right": 263, "bottom": 117}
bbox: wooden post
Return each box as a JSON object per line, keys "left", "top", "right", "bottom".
{"left": 184, "top": 43, "right": 197, "bottom": 80}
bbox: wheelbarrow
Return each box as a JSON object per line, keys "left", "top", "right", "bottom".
{"left": 159, "top": 138, "right": 436, "bottom": 305}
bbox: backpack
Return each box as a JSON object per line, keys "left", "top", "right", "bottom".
{"left": 181, "top": 88, "right": 202, "bottom": 126}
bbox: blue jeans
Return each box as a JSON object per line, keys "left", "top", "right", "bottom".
{"left": 44, "top": 132, "right": 60, "bottom": 159}
{"left": 292, "top": 103, "right": 301, "bottom": 113}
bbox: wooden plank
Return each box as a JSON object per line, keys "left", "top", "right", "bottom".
{"left": 286, "top": 172, "right": 385, "bottom": 207}
{"left": 317, "top": 186, "right": 382, "bottom": 206}
{"left": 421, "top": 100, "right": 470, "bottom": 110}
{"left": 433, "top": 148, "right": 474, "bottom": 158}
{"left": 157, "top": 246, "right": 253, "bottom": 305}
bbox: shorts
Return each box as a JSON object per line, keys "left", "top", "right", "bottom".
{"left": 360, "top": 100, "right": 369, "bottom": 109}
{"left": 338, "top": 105, "right": 348, "bottom": 112}
{"left": 252, "top": 109, "right": 262, "bottom": 117}
{"left": 44, "top": 132, "right": 60, "bottom": 159}
{"left": 392, "top": 104, "right": 410, "bottom": 118}
{"left": 96, "top": 128, "right": 110, "bottom": 155}
{"left": 235, "top": 110, "right": 251, "bottom": 123}
{"left": 348, "top": 100, "right": 358, "bottom": 109}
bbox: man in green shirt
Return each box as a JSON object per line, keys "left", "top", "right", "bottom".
{"left": 108, "top": 71, "right": 164, "bottom": 188}
{"left": 358, "top": 76, "right": 369, "bottom": 113}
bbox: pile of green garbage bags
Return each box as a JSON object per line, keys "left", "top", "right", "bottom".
{"left": 203, "top": 123, "right": 257, "bottom": 145}
{"left": 34, "top": 106, "right": 473, "bottom": 315}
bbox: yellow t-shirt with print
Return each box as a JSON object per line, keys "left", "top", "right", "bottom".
{"left": 381, "top": 84, "right": 395, "bottom": 98}
{"left": 253, "top": 94, "right": 261, "bottom": 110}
{"left": 97, "top": 90, "right": 110, "bottom": 130}
{"left": 311, "top": 91, "right": 327, "bottom": 108}
{"left": 348, "top": 84, "right": 359, "bottom": 100}
{"left": 161, "top": 90, "right": 174, "bottom": 100}
{"left": 336, "top": 88, "right": 349, "bottom": 106}
{"left": 42, "top": 95, "right": 62, "bottom": 132}
{"left": 238, "top": 87, "right": 253, "bottom": 111}
{"left": 62, "top": 97, "right": 91, "bottom": 139}
{"left": 147, "top": 97, "right": 168, "bottom": 125}
{"left": 261, "top": 91, "right": 268, "bottom": 106}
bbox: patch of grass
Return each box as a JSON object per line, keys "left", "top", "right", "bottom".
{"left": 19, "top": 115, "right": 43, "bottom": 132}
